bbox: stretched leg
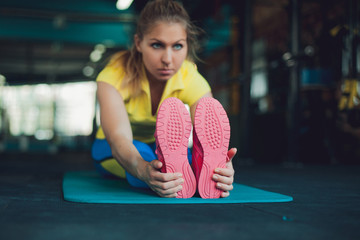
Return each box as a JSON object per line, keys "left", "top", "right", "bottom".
{"left": 91, "top": 138, "right": 126, "bottom": 178}
{"left": 91, "top": 138, "right": 158, "bottom": 188}
{"left": 192, "top": 97, "right": 231, "bottom": 198}
{"left": 155, "top": 97, "right": 196, "bottom": 198}
{"left": 124, "top": 141, "right": 192, "bottom": 187}
{"left": 125, "top": 140, "right": 157, "bottom": 188}
{"left": 91, "top": 137, "right": 193, "bottom": 189}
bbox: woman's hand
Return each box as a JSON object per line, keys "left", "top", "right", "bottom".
{"left": 141, "top": 160, "right": 184, "bottom": 198}
{"left": 212, "top": 148, "right": 237, "bottom": 198}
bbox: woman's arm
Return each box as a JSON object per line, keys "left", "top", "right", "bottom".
{"left": 97, "top": 82, "right": 184, "bottom": 197}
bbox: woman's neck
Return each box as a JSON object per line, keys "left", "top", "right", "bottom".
{"left": 148, "top": 77, "right": 167, "bottom": 116}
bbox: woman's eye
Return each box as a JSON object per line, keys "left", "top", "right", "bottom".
{"left": 151, "top": 43, "right": 162, "bottom": 49}
{"left": 173, "top": 44, "right": 183, "bottom": 50}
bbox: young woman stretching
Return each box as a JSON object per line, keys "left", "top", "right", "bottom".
{"left": 92, "top": 0, "right": 236, "bottom": 198}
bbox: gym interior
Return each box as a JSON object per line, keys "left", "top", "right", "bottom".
{"left": 0, "top": 0, "right": 359, "bottom": 239}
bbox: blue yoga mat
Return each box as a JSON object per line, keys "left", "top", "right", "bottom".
{"left": 63, "top": 171, "right": 293, "bottom": 204}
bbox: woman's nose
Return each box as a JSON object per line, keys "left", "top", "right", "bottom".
{"left": 161, "top": 49, "right": 172, "bottom": 65}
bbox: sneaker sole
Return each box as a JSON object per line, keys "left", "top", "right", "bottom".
{"left": 155, "top": 97, "right": 196, "bottom": 198}
{"left": 194, "top": 97, "right": 231, "bottom": 199}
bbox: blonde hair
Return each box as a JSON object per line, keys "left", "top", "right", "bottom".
{"left": 107, "top": 0, "right": 202, "bottom": 96}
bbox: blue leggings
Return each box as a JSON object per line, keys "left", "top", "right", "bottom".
{"left": 91, "top": 138, "right": 192, "bottom": 188}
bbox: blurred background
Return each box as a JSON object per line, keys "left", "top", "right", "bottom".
{"left": 0, "top": 0, "right": 359, "bottom": 166}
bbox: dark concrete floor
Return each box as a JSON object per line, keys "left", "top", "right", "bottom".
{"left": 0, "top": 151, "right": 359, "bottom": 240}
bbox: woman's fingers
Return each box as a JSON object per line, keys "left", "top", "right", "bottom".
{"left": 221, "top": 191, "right": 230, "bottom": 198}
{"left": 212, "top": 173, "right": 233, "bottom": 185}
{"left": 152, "top": 176, "right": 184, "bottom": 190}
{"left": 210, "top": 148, "right": 236, "bottom": 198}
{"left": 151, "top": 178, "right": 184, "bottom": 197}
{"left": 213, "top": 170, "right": 234, "bottom": 193}
{"left": 150, "top": 160, "right": 183, "bottom": 181}
{"left": 150, "top": 159, "right": 163, "bottom": 170}
{"left": 227, "top": 148, "right": 237, "bottom": 161}
{"left": 149, "top": 149, "right": 238, "bottom": 198}
{"left": 147, "top": 161, "right": 185, "bottom": 197}
{"left": 214, "top": 166, "right": 234, "bottom": 177}
{"left": 216, "top": 182, "right": 234, "bottom": 192}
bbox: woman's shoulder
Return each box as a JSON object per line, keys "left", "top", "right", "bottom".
{"left": 178, "top": 60, "right": 203, "bottom": 82}
{"left": 96, "top": 51, "right": 128, "bottom": 82}
{"left": 181, "top": 60, "right": 198, "bottom": 71}
{"left": 107, "top": 51, "right": 128, "bottom": 66}
{"left": 103, "top": 51, "right": 128, "bottom": 72}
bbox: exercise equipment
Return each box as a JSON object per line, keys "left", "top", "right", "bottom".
{"left": 62, "top": 171, "right": 293, "bottom": 204}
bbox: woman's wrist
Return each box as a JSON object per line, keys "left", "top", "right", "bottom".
{"left": 132, "top": 158, "right": 148, "bottom": 182}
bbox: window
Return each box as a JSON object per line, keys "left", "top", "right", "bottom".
{"left": 0, "top": 81, "right": 97, "bottom": 140}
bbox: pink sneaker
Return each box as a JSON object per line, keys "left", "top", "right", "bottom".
{"left": 192, "top": 97, "right": 231, "bottom": 198}
{"left": 155, "top": 97, "right": 196, "bottom": 198}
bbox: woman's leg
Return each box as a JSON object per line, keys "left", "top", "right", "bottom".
{"left": 91, "top": 138, "right": 126, "bottom": 178}
{"left": 124, "top": 140, "right": 157, "bottom": 188}
{"left": 91, "top": 138, "right": 192, "bottom": 188}
{"left": 91, "top": 138, "right": 158, "bottom": 188}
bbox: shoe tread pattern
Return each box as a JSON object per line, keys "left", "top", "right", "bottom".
{"left": 194, "top": 97, "right": 230, "bottom": 199}
{"left": 155, "top": 97, "right": 196, "bottom": 198}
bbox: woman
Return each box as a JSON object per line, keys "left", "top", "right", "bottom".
{"left": 92, "top": 0, "right": 236, "bottom": 198}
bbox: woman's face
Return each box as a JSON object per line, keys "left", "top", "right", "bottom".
{"left": 135, "top": 21, "right": 188, "bottom": 83}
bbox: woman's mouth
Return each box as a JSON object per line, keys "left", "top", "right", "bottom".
{"left": 158, "top": 69, "right": 173, "bottom": 75}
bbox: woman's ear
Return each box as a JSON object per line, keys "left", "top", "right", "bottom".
{"left": 134, "top": 34, "right": 142, "bottom": 53}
